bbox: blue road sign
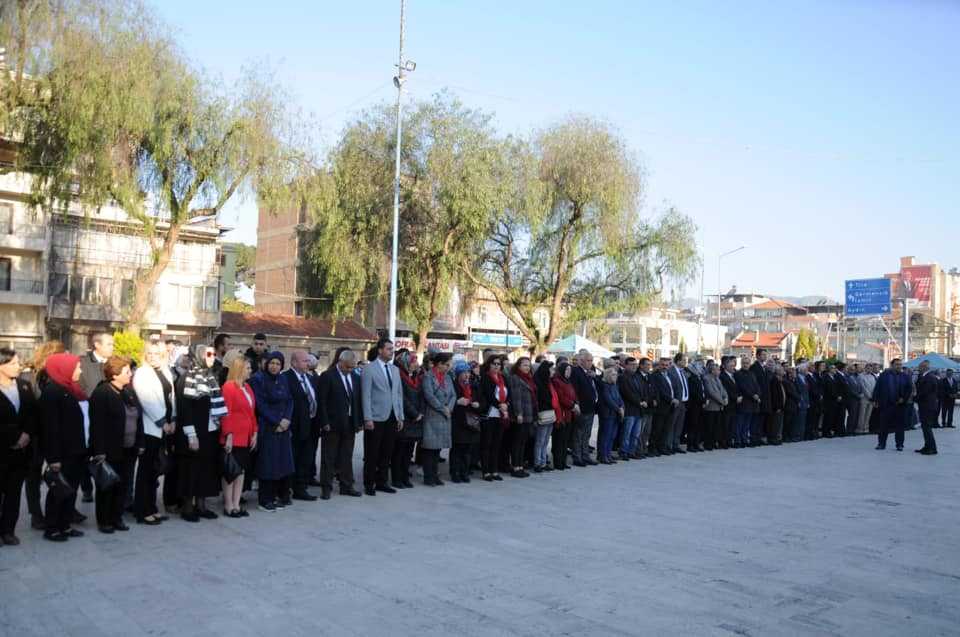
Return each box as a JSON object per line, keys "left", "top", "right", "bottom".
{"left": 845, "top": 278, "right": 891, "bottom": 316}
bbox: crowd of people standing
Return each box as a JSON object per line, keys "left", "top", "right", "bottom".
{"left": 0, "top": 330, "right": 952, "bottom": 547}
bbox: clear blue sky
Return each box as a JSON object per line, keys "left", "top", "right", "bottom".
{"left": 156, "top": 0, "right": 959, "bottom": 303}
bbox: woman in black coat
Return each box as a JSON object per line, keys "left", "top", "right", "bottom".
{"left": 393, "top": 350, "right": 423, "bottom": 489}
{"left": 89, "top": 356, "right": 143, "bottom": 534}
{"left": 0, "top": 348, "right": 40, "bottom": 546}
{"left": 477, "top": 356, "right": 509, "bottom": 482}
{"left": 450, "top": 361, "right": 482, "bottom": 483}
{"left": 40, "top": 352, "right": 89, "bottom": 542}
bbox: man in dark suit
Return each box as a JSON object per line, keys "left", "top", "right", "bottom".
{"left": 282, "top": 350, "right": 319, "bottom": 501}
{"left": 749, "top": 349, "right": 772, "bottom": 445}
{"left": 569, "top": 350, "right": 599, "bottom": 466}
{"left": 822, "top": 364, "right": 846, "bottom": 437}
{"left": 317, "top": 349, "right": 363, "bottom": 498}
{"left": 872, "top": 358, "right": 911, "bottom": 451}
{"left": 650, "top": 358, "right": 675, "bottom": 455}
{"left": 667, "top": 354, "right": 690, "bottom": 453}
{"left": 914, "top": 361, "right": 939, "bottom": 455}
{"left": 938, "top": 369, "right": 957, "bottom": 428}
{"left": 734, "top": 355, "right": 760, "bottom": 447}
{"left": 719, "top": 356, "right": 740, "bottom": 449}
{"left": 806, "top": 361, "right": 825, "bottom": 439}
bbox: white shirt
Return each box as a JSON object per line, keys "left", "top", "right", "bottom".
{"left": 0, "top": 382, "right": 20, "bottom": 412}
{"left": 377, "top": 358, "right": 393, "bottom": 385}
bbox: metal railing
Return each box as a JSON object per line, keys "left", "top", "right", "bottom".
{"left": 0, "top": 278, "right": 45, "bottom": 294}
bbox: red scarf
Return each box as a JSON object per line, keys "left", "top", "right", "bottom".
{"left": 432, "top": 367, "right": 447, "bottom": 389}
{"left": 489, "top": 370, "right": 507, "bottom": 403}
{"left": 459, "top": 377, "right": 473, "bottom": 401}
{"left": 45, "top": 353, "right": 88, "bottom": 401}
{"left": 400, "top": 368, "right": 422, "bottom": 390}
{"left": 514, "top": 369, "right": 538, "bottom": 404}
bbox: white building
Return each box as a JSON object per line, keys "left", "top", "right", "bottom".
{"left": 604, "top": 307, "right": 727, "bottom": 359}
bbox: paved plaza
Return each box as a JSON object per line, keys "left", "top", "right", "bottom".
{"left": 1, "top": 429, "right": 958, "bottom": 637}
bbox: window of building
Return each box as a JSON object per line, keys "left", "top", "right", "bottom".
{"left": 204, "top": 286, "right": 218, "bottom": 313}
{"left": 0, "top": 258, "right": 10, "bottom": 291}
{"left": 49, "top": 273, "right": 69, "bottom": 300}
{"left": 98, "top": 277, "right": 114, "bottom": 305}
{"left": 0, "top": 203, "right": 12, "bottom": 234}
{"left": 192, "top": 286, "right": 204, "bottom": 313}
{"left": 176, "top": 284, "right": 192, "bottom": 311}
{"left": 625, "top": 324, "right": 641, "bottom": 343}
{"left": 670, "top": 330, "right": 679, "bottom": 346}
{"left": 611, "top": 326, "right": 625, "bottom": 344}
{"left": 294, "top": 300, "right": 304, "bottom": 316}
{"left": 476, "top": 305, "right": 488, "bottom": 324}
{"left": 81, "top": 276, "right": 99, "bottom": 304}
{"left": 647, "top": 327, "right": 662, "bottom": 345}
{"left": 120, "top": 280, "right": 135, "bottom": 307}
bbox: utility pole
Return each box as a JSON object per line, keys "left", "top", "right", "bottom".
{"left": 388, "top": 0, "right": 414, "bottom": 341}
{"left": 902, "top": 298, "right": 910, "bottom": 360}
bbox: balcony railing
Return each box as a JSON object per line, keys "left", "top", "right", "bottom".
{"left": 0, "top": 222, "right": 48, "bottom": 239}
{"left": 0, "top": 278, "right": 45, "bottom": 294}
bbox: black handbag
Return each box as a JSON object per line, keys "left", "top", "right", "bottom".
{"left": 465, "top": 411, "right": 482, "bottom": 432}
{"left": 154, "top": 448, "right": 170, "bottom": 475}
{"left": 222, "top": 451, "right": 243, "bottom": 484}
{"left": 87, "top": 459, "right": 120, "bottom": 491}
{"left": 43, "top": 467, "right": 77, "bottom": 499}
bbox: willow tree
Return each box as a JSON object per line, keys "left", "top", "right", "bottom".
{"left": 463, "top": 116, "right": 698, "bottom": 355}
{"left": 302, "top": 93, "right": 507, "bottom": 350}
{"left": 2, "top": 0, "right": 314, "bottom": 333}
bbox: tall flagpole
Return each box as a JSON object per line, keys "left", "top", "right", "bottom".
{"left": 388, "top": 0, "right": 406, "bottom": 340}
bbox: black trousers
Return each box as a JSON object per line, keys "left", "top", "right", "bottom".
{"left": 450, "top": 443, "right": 472, "bottom": 479}
{"left": 391, "top": 438, "right": 417, "bottom": 485}
{"left": 806, "top": 405, "right": 822, "bottom": 440}
{"left": 163, "top": 436, "right": 179, "bottom": 507}
{"left": 650, "top": 413, "right": 668, "bottom": 453}
{"left": 720, "top": 409, "right": 735, "bottom": 448}
{"left": 940, "top": 399, "right": 955, "bottom": 426}
{"left": 920, "top": 411, "right": 938, "bottom": 452}
{"left": 258, "top": 476, "right": 291, "bottom": 506}
{"left": 0, "top": 454, "right": 27, "bottom": 535}
{"left": 509, "top": 423, "right": 527, "bottom": 468}
{"left": 25, "top": 445, "right": 43, "bottom": 519}
{"left": 292, "top": 435, "right": 317, "bottom": 494}
{"left": 422, "top": 448, "right": 441, "bottom": 483}
{"left": 878, "top": 407, "right": 905, "bottom": 449}
{"left": 95, "top": 474, "right": 124, "bottom": 528}
{"left": 321, "top": 429, "right": 356, "bottom": 491}
{"left": 686, "top": 408, "right": 703, "bottom": 449}
{"left": 552, "top": 424, "right": 570, "bottom": 468}
{"left": 363, "top": 417, "right": 397, "bottom": 488}
{"left": 479, "top": 418, "right": 504, "bottom": 475}
{"left": 135, "top": 435, "right": 162, "bottom": 520}
{"left": 702, "top": 411, "right": 719, "bottom": 450}
{"left": 45, "top": 457, "right": 84, "bottom": 533}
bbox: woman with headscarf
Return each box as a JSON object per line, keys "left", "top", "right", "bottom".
{"left": 40, "top": 352, "right": 89, "bottom": 542}
{"left": 506, "top": 357, "right": 537, "bottom": 478}
{"left": 478, "top": 356, "right": 508, "bottom": 482}
{"left": 89, "top": 355, "right": 142, "bottom": 534}
{"left": 132, "top": 341, "right": 176, "bottom": 525}
{"left": 0, "top": 348, "right": 39, "bottom": 546}
{"left": 392, "top": 350, "right": 423, "bottom": 489}
{"left": 249, "top": 351, "right": 294, "bottom": 511}
{"left": 173, "top": 345, "right": 226, "bottom": 522}
{"left": 420, "top": 353, "right": 456, "bottom": 486}
{"left": 531, "top": 360, "right": 559, "bottom": 473}
{"left": 450, "top": 360, "right": 481, "bottom": 483}
{"left": 550, "top": 361, "right": 577, "bottom": 470}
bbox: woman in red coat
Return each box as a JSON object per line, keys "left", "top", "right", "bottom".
{"left": 550, "top": 361, "right": 578, "bottom": 470}
{"left": 219, "top": 355, "right": 257, "bottom": 517}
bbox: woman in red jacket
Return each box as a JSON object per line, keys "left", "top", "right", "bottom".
{"left": 550, "top": 362, "right": 578, "bottom": 471}
{"left": 219, "top": 355, "right": 257, "bottom": 517}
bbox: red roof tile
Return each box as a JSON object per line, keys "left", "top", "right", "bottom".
{"left": 220, "top": 312, "right": 376, "bottom": 341}
{"left": 730, "top": 331, "right": 789, "bottom": 347}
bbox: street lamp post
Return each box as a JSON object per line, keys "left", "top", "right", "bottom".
{"left": 715, "top": 246, "right": 747, "bottom": 358}
{"left": 388, "top": 0, "right": 415, "bottom": 341}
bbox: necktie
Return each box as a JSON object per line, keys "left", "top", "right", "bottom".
{"left": 343, "top": 373, "right": 353, "bottom": 415}
{"left": 301, "top": 374, "right": 317, "bottom": 418}
{"left": 385, "top": 363, "right": 393, "bottom": 389}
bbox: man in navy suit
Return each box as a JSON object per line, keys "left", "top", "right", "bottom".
{"left": 282, "top": 351, "right": 320, "bottom": 501}
{"left": 317, "top": 349, "right": 363, "bottom": 499}
{"left": 872, "top": 358, "right": 912, "bottom": 451}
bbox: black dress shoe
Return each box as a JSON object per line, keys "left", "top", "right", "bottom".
{"left": 292, "top": 492, "right": 318, "bottom": 501}
{"left": 1, "top": 533, "right": 20, "bottom": 545}
{"left": 462, "top": 475, "right": 471, "bottom": 483}
{"left": 896, "top": 446, "right": 903, "bottom": 451}
{"left": 434, "top": 478, "right": 445, "bottom": 486}
{"left": 875, "top": 445, "right": 885, "bottom": 450}
{"left": 137, "top": 516, "right": 162, "bottom": 525}
{"left": 914, "top": 448, "right": 926, "bottom": 453}
{"left": 181, "top": 511, "right": 200, "bottom": 522}
{"left": 492, "top": 474, "right": 503, "bottom": 481}
{"left": 376, "top": 485, "right": 397, "bottom": 494}
{"left": 66, "top": 528, "right": 84, "bottom": 537}
{"left": 572, "top": 461, "right": 587, "bottom": 467}
{"left": 320, "top": 489, "right": 332, "bottom": 500}
{"left": 308, "top": 478, "right": 323, "bottom": 487}
{"left": 920, "top": 449, "right": 938, "bottom": 455}
{"left": 43, "top": 531, "right": 68, "bottom": 542}
{"left": 483, "top": 475, "right": 495, "bottom": 482}
{"left": 674, "top": 448, "right": 687, "bottom": 454}
{"left": 98, "top": 526, "right": 115, "bottom": 534}
{"left": 72, "top": 512, "right": 87, "bottom": 524}
{"left": 31, "top": 515, "right": 46, "bottom": 530}
{"left": 113, "top": 522, "right": 130, "bottom": 532}
{"left": 198, "top": 509, "right": 219, "bottom": 519}
{"left": 402, "top": 481, "right": 414, "bottom": 489}
{"left": 364, "top": 487, "right": 376, "bottom": 496}
{"left": 451, "top": 476, "right": 463, "bottom": 483}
